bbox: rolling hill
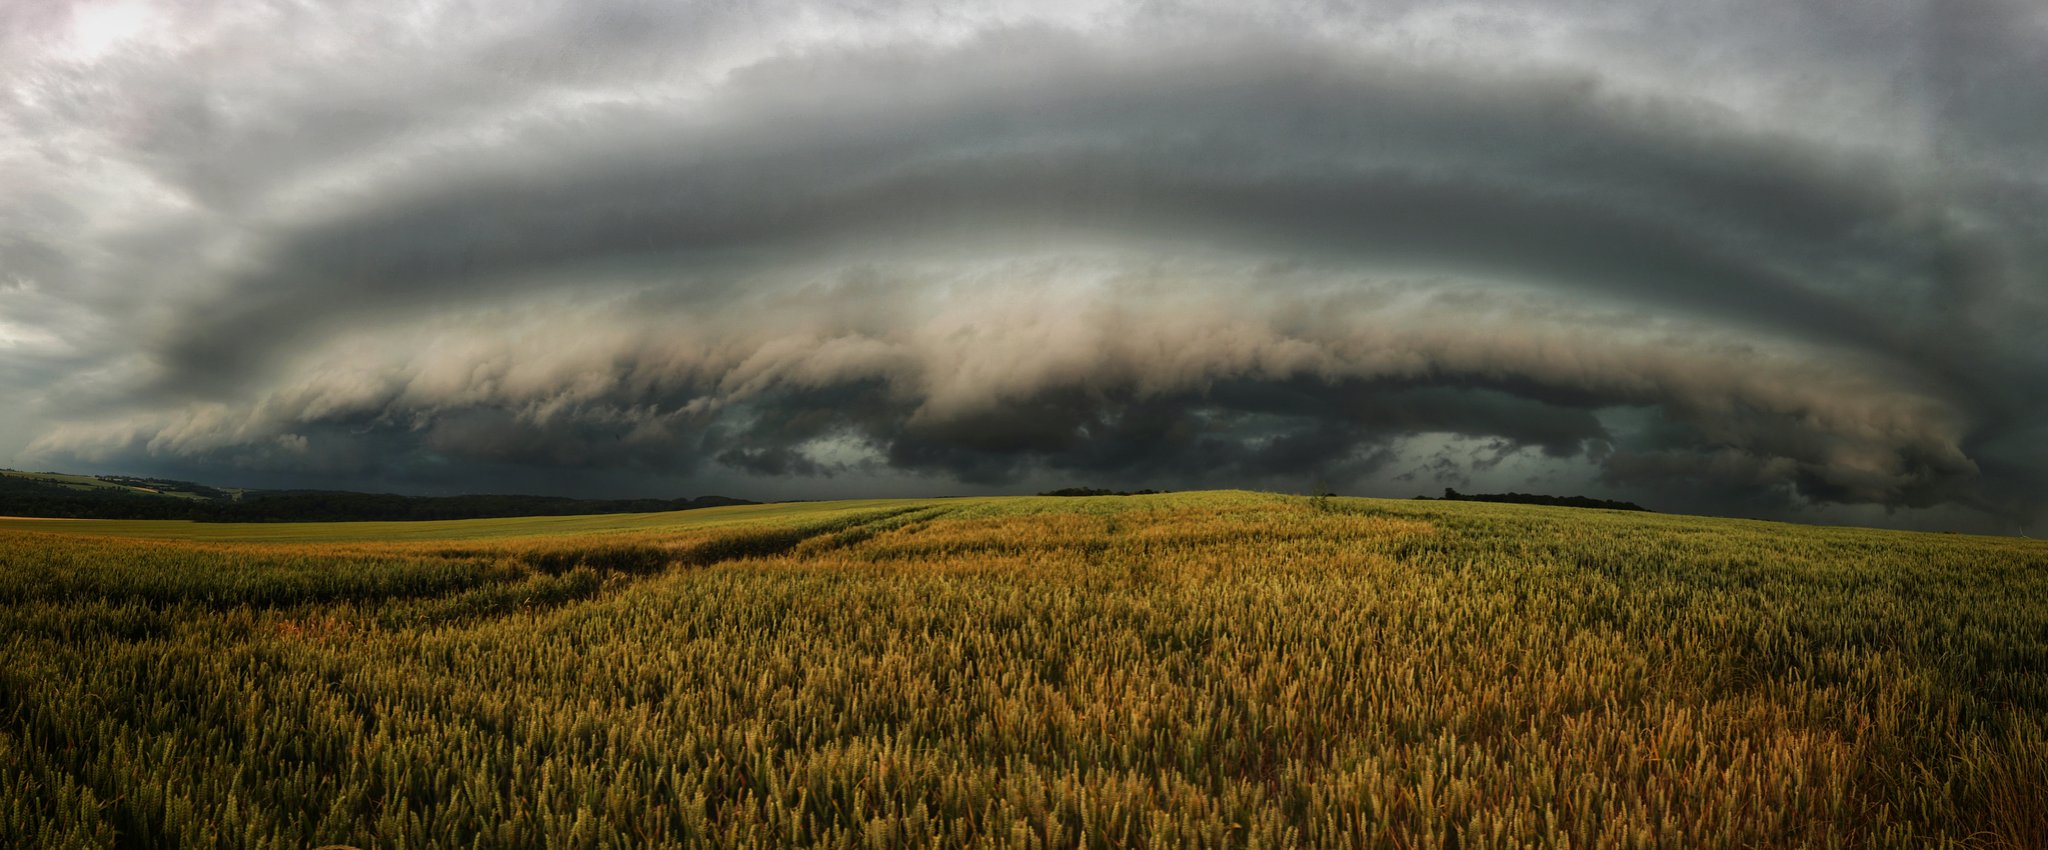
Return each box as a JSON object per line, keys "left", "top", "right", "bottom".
{"left": 0, "top": 468, "right": 752, "bottom": 522}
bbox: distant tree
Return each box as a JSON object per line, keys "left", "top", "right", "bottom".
{"left": 1418, "top": 488, "right": 1649, "bottom": 512}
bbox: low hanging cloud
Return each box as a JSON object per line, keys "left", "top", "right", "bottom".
{"left": 28, "top": 265, "right": 1986, "bottom": 517}
{"left": 4, "top": 0, "right": 2045, "bottom": 530}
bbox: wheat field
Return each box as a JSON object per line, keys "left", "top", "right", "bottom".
{"left": 3, "top": 491, "right": 2043, "bottom": 848}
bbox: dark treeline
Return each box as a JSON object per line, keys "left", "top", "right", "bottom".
{"left": 0, "top": 476, "right": 753, "bottom": 522}
{"left": 1038, "top": 487, "right": 1170, "bottom": 497}
{"left": 1416, "top": 488, "right": 1651, "bottom": 512}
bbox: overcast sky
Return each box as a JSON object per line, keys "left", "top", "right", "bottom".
{"left": 2, "top": 0, "right": 2044, "bottom": 531}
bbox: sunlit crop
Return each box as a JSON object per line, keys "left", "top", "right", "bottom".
{"left": 4, "top": 492, "right": 2043, "bottom": 848}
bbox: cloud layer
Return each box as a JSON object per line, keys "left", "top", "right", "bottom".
{"left": 4, "top": 1, "right": 2044, "bottom": 530}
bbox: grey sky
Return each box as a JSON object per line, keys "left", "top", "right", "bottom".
{"left": 2, "top": 0, "right": 2043, "bottom": 531}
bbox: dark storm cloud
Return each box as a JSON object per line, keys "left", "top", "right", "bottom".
{"left": 28, "top": 268, "right": 1984, "bottom": 518}
{"left": 149, "top": 32, "right": 1942, "bottom": 388}
{"left": 4, "top": 0, "right": 2045, "bottom": 530}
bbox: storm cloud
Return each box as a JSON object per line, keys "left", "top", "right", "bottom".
{"left": 3, "top": 0, "right": 2044, "bottom": 531}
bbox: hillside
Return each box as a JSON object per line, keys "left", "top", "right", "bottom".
{"left": 3, "top": 491, "right": 2044, "bottom": 848}
{"left": 0, "top": 470, "right": 241, "bottom": 519}
{"left": 0, "top": 468, "right": 752, "bottom": 522}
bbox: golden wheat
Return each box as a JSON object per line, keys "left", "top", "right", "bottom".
{"left": 3, "top": 492, "right": 2043, "bottom": 848}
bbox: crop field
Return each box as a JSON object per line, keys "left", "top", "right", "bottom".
{"left": 2, "top": 491, "right": 2044, "bottom": 848}
{"left": 0, "top": 470, "right": 227, "bottom": 501}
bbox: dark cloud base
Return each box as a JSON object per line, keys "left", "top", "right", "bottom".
{"left": 5, "top": 2, "right": 2047, "bottom": 534}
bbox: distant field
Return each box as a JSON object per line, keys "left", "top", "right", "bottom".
{"left": 0, "top": 469, "right": 225, "bottom": 501}
{"left": 0, "top": 497, "right": 955, "bottom": 542}
{"left": 8, "top": 471, "right": 112, "bottom": 489}
{"left": 0, "top": 470, "right": 146, "bottom": 494}
{"left": 3, "top": 491, "right": 2043, "bottom": 848}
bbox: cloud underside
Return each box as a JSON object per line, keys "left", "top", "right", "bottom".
{"left": 29, "top": 267, "right": 1984, "bottom": 515}
{"left": 7, "top": 5, "right": 2047, "bottom": 527}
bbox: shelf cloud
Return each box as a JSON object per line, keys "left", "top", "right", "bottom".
{"left": 4, "top": 0, "right": 2044, "bottom": 530}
